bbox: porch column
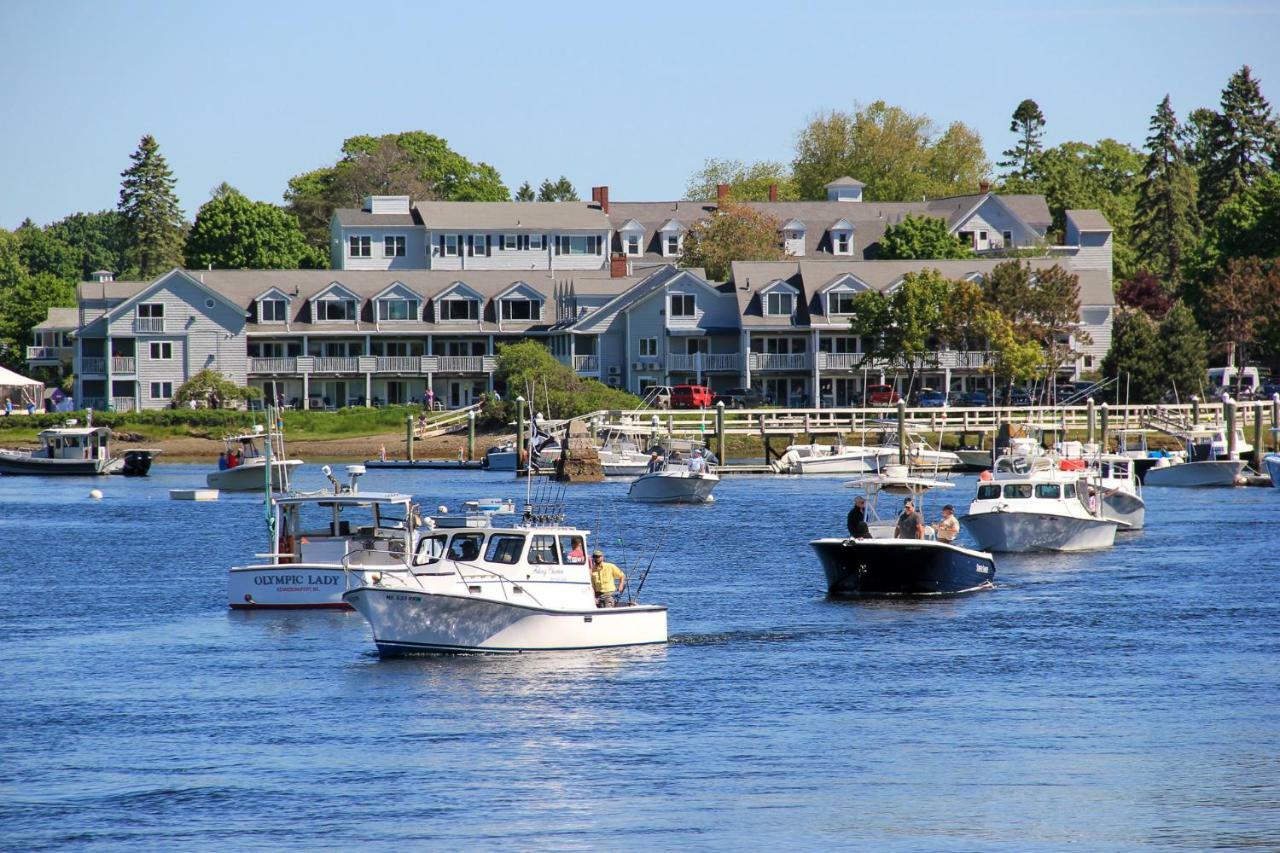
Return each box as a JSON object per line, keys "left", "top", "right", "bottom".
{"left": 811, "top": 329, "right": 820, "bottom": 409}
{"left": 365, "top": 372, "right": 372, "bottom": 407}
{"left": 104, "top": 333, "right": 113, "bottom": 411}
{"left": 741, "top": 329, "right": 751, "bottom": 388}
{"left": 302, "top": 373, "right": 310, "bottom": 409}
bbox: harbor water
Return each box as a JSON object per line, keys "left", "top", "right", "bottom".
{"left": 1, "top": 465, "right": 1277, "bottom": 849}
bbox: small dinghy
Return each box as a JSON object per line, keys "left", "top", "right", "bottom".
{"left": 810, "top": 466, "right": 995, "bottom": 597}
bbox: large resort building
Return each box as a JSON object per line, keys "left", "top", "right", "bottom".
{"left": 30, "top": 181, "right": 1116, "bottom": 411}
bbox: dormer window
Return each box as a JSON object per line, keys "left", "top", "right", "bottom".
{"left": 766, "top": 292, "right": 794, "bottom": 317}
{"left": 835, "top": 233, "right": 851, "bottom": 254}
{"left": 665, "top": 234, "right": 681, "bottom": 256}
{"left": 377, "top": 297, "right": 419, "bottom": 321}
{"left": 827, "top": 292, "right": 858, "bottom": 315}
{"left": 260, "top": 298, "right": 287, "bottom": 323}
{"left": 669, "top": 294, "right": 695, "bottom": 318}
{"left": 349, "top": 236, "right": 371, "bottom": 258}
{"left": 440, "top": 298, "right": 479, "bottom": 321}
{"left": 626, "top": 235, "right": 641, "bottom": 255}
{"left": 316, "top": 297, "right": 356, "bottom": 321}
{"left": 501, "top": 299, "right": 541, "bottom": 321}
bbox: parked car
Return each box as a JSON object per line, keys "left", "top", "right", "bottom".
{"left": 641, "top": 385, "right": 673, "bottom": 408}
{"left": 916, "top": 389, "right": 949, "bottom": 408}
{"left": 957, "top": 390, "right": 990, "bottom": 407}
{"left": 864, "top": 384, "right": 901, "bottom": 406}
{"left": 997, "top": 387, "right": 1031, "bottom": 406}
{"left": 711, "top": 387, "right": 770, "bottom": 408}
{"left": 1257, "top": 382, "right": 1280, "bottom": 401}
{"left": 670, "top": 384, "right": 714, "bottom": 409}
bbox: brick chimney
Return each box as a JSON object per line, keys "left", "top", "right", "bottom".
{"left": 979, "top": 179, "right": 991, "bottom": 194}
{"left": 598, "top": 185, "right": 609, "bottom": 214}
{"left": 610, "top": 253, "right": 629, "bottom": 278}
{"left": 717, "top": 183, "right": 729, "bottom": 206}
{"left": 590, "top": 186, "right": 600, "bottom": 203}
{"left": 768, "top": 183, "right": 778, "bottom": 202}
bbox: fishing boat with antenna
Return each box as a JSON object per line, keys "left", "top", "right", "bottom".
{"left": 206, "top": 421, "right": 303, "bottom": 491}
{"left": 343, "top": 479, "right": 669, "bottom": 654}
{"left": 809, "top": 465, "right": 996, "bottom": 597}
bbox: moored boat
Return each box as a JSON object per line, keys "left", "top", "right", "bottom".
{"left": 206, "top": 426, "right": 303, "bottom": 491}
{"left": 1142, "top": 428, "right": 1245, "bottom": 487}
{"left": 628, "top": 454, "right": 720, "bottom": 503}
{"left": 0, "top": 422, "right": 160, "bottom": 476}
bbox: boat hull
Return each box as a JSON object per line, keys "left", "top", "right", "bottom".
{"left": 628, "top": 471, "right": 720, "bottom": 503}
{"left": 207, "top": 459, "right": 303, "bottom": 491}
{"left": 809, "top": 537, "right": 995, "bottom": 597}
{"left": 344, "top": 586, "right": 669, "bottom": 654}
{"left": 0, "top": 450, "right": 116, "bottom": 475}
{"left": 1264, "top": 455, "right": 1280, "bottom": 489}
{"left": 954, "top": 450, "right": 993, "bottom": 471}
{"left": 791, "top": 455, "right": 879, "bottom": 475}
{"left": 1143, "top": 459, "right": 1244, "bottom": 488}
{"left": 228, "top": 563, "right": 369, "bottom": 609}
{"left": 960, "top": 510, "right": 1118, "bottom": 552}
{"left": 1102, "top": 490, "right": 1146, "bottom": 530}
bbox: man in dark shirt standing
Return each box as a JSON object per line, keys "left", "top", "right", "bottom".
{"left": 894, "top": 498, "right": 925, "bottom": 539}
{"left": 847, "top": 496, "right": 871, "bottom": 538}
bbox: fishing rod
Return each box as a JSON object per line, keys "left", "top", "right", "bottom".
{"left": 630, "top": 525, "right": 668, "bottom": 603}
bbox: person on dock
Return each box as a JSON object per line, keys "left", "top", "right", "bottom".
{"left": 936, "top": 505, "right": 959, "bottom": 543}
{"left": 895, "top": 498, "right": 924, "bottom": 540}
{"left": 847, "top": 496, "right": 871, "bottom": 539}
{"left": 590, "top": 549, "right": 626, "bottom": 608}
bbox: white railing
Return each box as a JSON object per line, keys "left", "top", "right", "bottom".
{"left": 112, "top": 357, "right": 136, "bottom": 374}
{"left": 312, "top": 357, "right": 360, "bottom": 373}
{"left": 249, "top": 357, "right": 298, "bottom": 374}
{"left": 376, "top": 356, "right": 421, "bottom": 373}
{"left": 749, "top": 352, "right": 812, "bottom": 371}
{"left": 667, "top": 353, "right": 742, "bottom": 372}
{"left": 817, "top": 350, "right": 991, "bottom": 371}
{"left": 79, "top": 357, "right": 106, "bottom": 374}
{"left": 26, "top": 346, "right": 62, "bottom": 360}
{"left": 111, "top": 397, "right": 136, "bottom": 412}
{"left": 133, "top": 317, "right": 165, "bottom": 333}
{"left": 573, "top": 354, "right": 599, "bottom": 372}
{"left": 435, "top": 355, "right": 495, "bottom": 373}
{"left": 819, "top": 352, "right": 863, "bottom": 370}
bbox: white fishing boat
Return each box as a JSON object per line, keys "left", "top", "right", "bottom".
{"left": 206, "top": 425, "right": 302, "bottom": 491}
{"left": 1143, "top": 428, "right": 1245, "bottom": 488}
{"left": 961, "top": 456, "right": 1123, "bottom": 552}
{"left": 1263, "top": 453, "right": 1280, "bottom": 488}
{"left": 343, "top": 495, "right": 668, "bottom": 655}
{"left": 596, "top": 434, "right": 653, "bottom": 476}
{"left": 774, "top": 441, "right": 883, "bottom": 475}
{"left": 0, "top": 421, "right": 159, "bottom": 476}
{"left": 628, "top": 453, "right": 719, "bottom": 503}
{"left": 227, "top": 465, "right": 411, "bottom": 609}
{"left": 1088, "top": 454, "right": 1146, "bottom": 529}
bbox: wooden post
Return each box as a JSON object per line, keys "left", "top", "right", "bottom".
{"left": 467, "top": 409, "right": 476, "bottom": 462}
{"left": 406, "top": 414, "right": 415, "bottom": 463}
{"left": 1099, "top": 402, "right": 1109, "bottom": 453}
{"left": 1273, "top": 393, "right": 1280, "bottom": 452}
{"left": 897, "top": 400, "right": 907, "bottom": 465}
{"left": 1225, "top": 396, "right": 1237, "bottom": 458}
{"left": 716, "top": 401, "right": 726, "bottom": 465}
{"left": 516, "top": 396, "right": 526, "bottom": 474}
{"left": 1191, "top": 395, "right": 1200, "bottom": 426}
{"left": 1253, "top": 402, "right": 1264, "bottom": 471}
{"left": 1086, "top": 398, "right": 1096, "bottom": 445}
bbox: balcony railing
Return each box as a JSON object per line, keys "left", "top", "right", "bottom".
{"left": 111, "top": 397, "right": 136, "bottom": 412}
{"left": 435, "top": 355, "right": 495, "bottom": 373}
{"left": 375, "top": 356, "right": 421, "bottom": 373}
{"left": 112, "top": 357, "right": 136, "bottom": 374}
{"left": 250, "top": 357, "right": 298, "bottom": 374}
{"left": 134, "top": 317, "right": 165, "bottom": 334}
{"left": 573, "top": 354, "right": 599, "bottom": 373}
{"left": 749, "top": 352, "right": 812, "bottom": 371}
{"left": 816, "top": 350, "right": 991, "bottom": 371}
{"left": 667, "top": 353, "right": 741, "bottom": 373}
{"left": 79, "top": 357, "right": 106, "bottom": 375}
{"left": 26, "top": 346, "right": 65, "bottom": 361}
{"left": 312, "top": 357, "right": 360, "bottom": 373}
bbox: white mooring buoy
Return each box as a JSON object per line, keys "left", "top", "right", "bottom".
{"left": 89, "top": 489, "right": 103, "bottom": 500}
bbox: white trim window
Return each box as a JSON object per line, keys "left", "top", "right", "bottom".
{"left": 834, "top": 233, "right": 851, "bottom": 254}
{"left": 664, "top": 234, "right": 681, "bottom": 256}
{"left": 148, "top": 341, "right": 172, "bottom": 360}
{"left": 503, "top": 234, "right": 518, "bottom": 250}
{"left": 639, "top": 337, "right": 658, "bottom": 357}
{"left": 259, "top": 298, "right": 287, "bottom": 323}
{"left": 827, "top": 292, "right": 858, "bottom": 315}
{"left": 669, "top": 294, "right": 695, "bottom": 318}
{"left": 316, "top": 298, "right": 356, "bottom": 321}
{"left": 625, "top": 234, "right": 641, "bottom": 256}
{"left": 443, "top": 234, "right": 459, "bottom": 257}
{"left": 440, "top": 298, "right": 479, "bottom": 321}
{"left": 139, "top": 303, "right": 164, "bottom": 319}
{"left": 349, "top": 236, "right": 371, "bottom": 257}
{"left": 377, "top": 298, "right": 419, "bottom": 321}
{"left": 766, "top": 292, "right": 794, "bottom": 317}
{"left": 501, "top": 299, "right": 541, "bottom": 321}
{"left": 473, "top": 235, "right": 487, "bottom": 255}
{"left": 528, "top": 234, "right": 544, "bottom": 250}
{"left": 384, "top": 236, "right": 406, "bottom": 257}
{"left": 150, "top": 381, "right": 173, "bottom": 399}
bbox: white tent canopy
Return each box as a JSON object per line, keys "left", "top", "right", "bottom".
{"left": 0, "top": 365, "right": 45, "bottom": 410}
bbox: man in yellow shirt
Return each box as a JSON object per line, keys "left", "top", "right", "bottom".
{"left": 590, "top": 549, "right": 626, "bottom": 608}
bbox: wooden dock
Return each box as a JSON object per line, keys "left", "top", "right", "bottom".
{"left": 364, "top": 459, "right": 486, "bottom": 470}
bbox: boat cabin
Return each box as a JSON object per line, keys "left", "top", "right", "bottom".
{"left": 37, "top": 426, "right": 112, "bottom": 461}
{"left": 273, "top": 492, "right": 417, "bottom": 568}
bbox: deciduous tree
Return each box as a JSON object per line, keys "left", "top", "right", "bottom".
{"left": 1208, "top": 171, "right": 1280, "bottom": 261}
{"left": 1116, "top": 271, "right": 1173, "bottom": 319}
{"left": 173, "top": 368, "right": 257, "bottom": 407}
{"left": 685, "top": 158, "right": 798, "bottom": 201}
{"left": 679, "top": 202, "right": 787, "bottom": 281}
{"left": 118, "top": 134, "right": 186, "bottom": 278}
{"left": 1133, "top": 96, "right": 1201, "bottom": 286}
{"left": 877, "top": 214, "right": 973, "bottom": 260}
{"left": 46, "top": 210, "right": 128, "bottom": 280}
{"left": 185, "top": 184, "right": 320, "bottom": 269}
{"left": 1203, "top": 256, "right": 1280, "bottom": 367}
{"left": 0, "top": 271, "right": 76, "bottom": 371}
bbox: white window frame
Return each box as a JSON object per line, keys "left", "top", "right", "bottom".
{"left": 639, "top": 337, "right": 658, "bottom": 357}
{"left": 259, "top": 298, "right": 287, "bottom": 323}
{"left": 316, "top": 298, "right": 356, "bottom": 322}
{"left": 835, "top": 233, "right": 851, "bottom": 254}
{"left": 528, "top": 234, "right": 544, "bottom": 250}
{"left": 473, "top": 234, "right": 487, "bottom": 255}
{"left": 827, "top": 291, "right": 858, "bottom": 315}
{"left": 669, "top": 294, "right": 695, "bottom": 318}
{"left": 377, "top": 298, "right": 418, "bottom": 322}
{"left": 626, "top": 234, "right": 641, "bottom": 256}
{"left": 440, "top": 299, "right": 479, "bottom": 322}
{"left": 503, "top": 234, "right": 518, "bottom": 250}
{"left": 349, "top": 236, "right": 371, "bottom": 257}
{"left": 149, "top": 341, "right": 172, "bottom": 360}
{"left": 665, "top": 234, "right": 681, "bottom": 256}
{"left": 501, "top": 299, "right": 541, "bottom": 321}
{"left": 766, "top": 292, "right": 794, "bottom": 317}
{"left": 138, "top": 303, "right": 164, "bottom": 318}
{"left": 150, "top": 381, "right": 173, "bottom": 399}
{"left": 443, "top": 234, "right": 459, "bottom": 257}
{"left": 384, "top": 235, "right": 406, "bottom": 257}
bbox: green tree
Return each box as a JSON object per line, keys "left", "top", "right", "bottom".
{"left": 173, "top": 368, "right": 257, "bottom": 407}
{"left": 1133, "top": 96, "right": 1201, "bottom": 287}
{"left": 118, "top": 134, "right": 186, "bottom": 278}
{"left": 46, "top": 210, "right": 129, "bottom": 279}
{"left": 489, "top": 341, "right": 639, "bottom": 423}
{"left": 1100, "top": 309, "right": 1163, "bottom": 403}
{"left": 877, "top": 214, "right": 973, "bottom": 260}
{"left": 1203, "top": 256, "right": 1280, "bottom": 367}
{"left": 679, "top": 202, "right": 787, "bottom": 281}
{"left": 685, "top": 158, "right": 799, "bottom": 201}
{"left": 514, "top": 181, "right": 535, "bottom": 201}
{"left": 981, "top": 260, "right": 1087, "bottom": 380}
{"left": 1209, "top": 171, "right": 1280, "bottom": 261}
{"left": 0, "top": 271, "right": 77, "bottom": 370}
{"left": 846, "top": 269, "right": 953, "bottom": 390}
{"left": 14, "top": 219, "right": 81, "bottom": 282}
{"left": 999, "top": 98, "right": 1046, "bottom": 180}
{"left": 1157, "top": 301, "right": 1208, "bottom": 402}
{"left": 1196, "top": 65, "right": 1280, "bottom": 221}
{"left": 185, "top": 184, "right": 320, "bottom": 269}
{"left": 536, "top": 176, "right": 579, "bottom": 202}
{"left": 792, "top": 101, "right": 989, "bottom": 200}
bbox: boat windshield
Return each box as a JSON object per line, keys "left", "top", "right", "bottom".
{"left": 976, "top": 484, "right": 1001, "bottom": 500}
{"left": 1034, "top": 483, "right": 1061, "bottom": 499}
{"left": 1003, "top": 484, "right": 1033, "bottom": 499}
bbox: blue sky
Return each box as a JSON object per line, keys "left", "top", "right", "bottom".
{"left": 1, "top": 0, "right": 1277, "bottom": 229}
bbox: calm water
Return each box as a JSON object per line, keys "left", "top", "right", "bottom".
{"left": 1, "top": 464, "right": 1277, "bottom": 850}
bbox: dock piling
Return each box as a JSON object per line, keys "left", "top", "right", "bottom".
{"left": 896, "top": 400, "right": 906, "bottom": 465}
{"left": 715, "top": 401, "right": 725, "bottom": 464}
{"left": 1086, "top": 398, "right": 1095, "bottom": 446}
{"left": 1253, "top": 403, "right": 1264, "bottom": 470}
{"left": 1226, "top": 397, "right": 1237, "bottom": 458}
{"left": 516, "top": 396, "right": 526, "bottom": 474}
{"left": 467, "top": 410, "right": 476, "bottom": 462}
{"left": 406, "top": 414, "right": 415, "bottom": 463}
{"left": 1100, "top": 403, "right": 1109, "bottom": 452}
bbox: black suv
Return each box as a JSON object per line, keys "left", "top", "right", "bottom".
{"left": 711, "top": 387, "right": 770, "bottom": 408}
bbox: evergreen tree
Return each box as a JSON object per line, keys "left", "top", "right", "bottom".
{"left": 1100, "top": 309, "right": 1163, "bottom": 403}
{"left": 1133, "top": 96, "right": 1201, "bottom": 287}
{"left": 999, "top": 99, "right": 1046, "bottom": 181}
{"left": 118, "top": 134, "right": 186, "bottom": 278}
{"left": 1196, "top": 66, "right": 1280, "bottom": 220}
{"left": 536, "top": 176, "right": 578, "bottom": 202}
{"left": 1157, "top": 302, "right": 1208, "bottom": 402}
{"left": 514, "top": 181, "right": 535, "bottom": 201}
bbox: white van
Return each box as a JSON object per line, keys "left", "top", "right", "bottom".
{"left": 1207, "top": 366, "right": 1260, "bottom": 400}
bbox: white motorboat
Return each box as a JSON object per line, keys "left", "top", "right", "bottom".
{"left": 343, "top": 499, "right": 668, "bottom": 655}
{"left": 774, "top": 442, "right": 883, "bottom": 475}
{"left": 628, "top": 453, "right": 720, "bottom": 503}
{"left": 227, "top": 465, "right": 412, "bottom": 609}
{"left": 1143, "top": 429, "right": 1245, "bottom": 488}
{"left": 1088, "top": 454, "right": 1146, "bottom": 529}
{"left": 0, "top": 421, "right": 159, "bottom": 476}
{"left": 961, "top": 456, "right": 1123, "bottom": 552}
{"left": 1263, "top": 453, "right": 1280, "bottom": 488}
{"left": 206, "top": 425, "right": 302, "bottom": 491}
{"left": 597, "top": 435, "right": 653, "bottom": 476}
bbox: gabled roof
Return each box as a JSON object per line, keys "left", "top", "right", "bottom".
{"left": 103, "top": 269, "right": 244, "bottom": 324}
{"left": 310, "top": 281, "right": 362, "bottom": 302}
{"left": 371, "top": 281, "right": 424, "bottom": 301}
{"left": 33, "top": 307, "right": 79, "bottom": 330}
{"left": 780, "top": 218, "right": 807, "bottom": 231}
{"left": 759, "top": 278, "right": 799, "bottom": 295}
{"left": 434, "top": 281, "right": 486, "bottom": 302}
{"left": 1065, "top": 209, "right": 1113, "bottom": 232}
{"left": 493, "top": 281, "right": 546, "bottom": 302}
{"left": 616, "top": 218, "right": 645, "bottom": 232}
{"left": 253, "top": 286, "right": 293, "bottom": 303}
{"left": 332, "top": 209, "right": 418, "bottom": 228}
{"left": 657, "top": 218, "right": 686, "bottom": 233}
{"left": 819, "top": 272, "right": 872, "bottom": 293}
{"left": 828, "top": 218, "right": 854, "bottom": 231}
{"left": 825, "top": 176, "right": 866, "bottom": 188}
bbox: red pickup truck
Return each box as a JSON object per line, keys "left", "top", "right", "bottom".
{"left": 671, "top": 384, "right": 714, "bottom": 409}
